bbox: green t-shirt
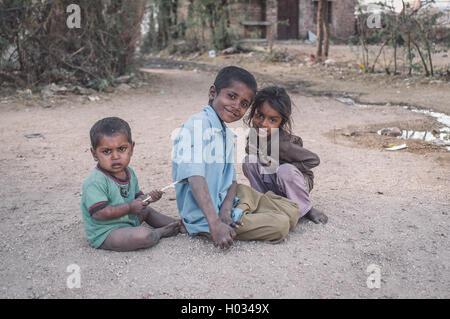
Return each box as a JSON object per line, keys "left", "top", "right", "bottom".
{"left": 80, "top": 165, "right": 143, "bottom": 248}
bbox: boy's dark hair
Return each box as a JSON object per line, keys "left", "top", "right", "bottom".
{"left": 245, "top": 86, "right": 293, "bottom": 135}
{"left": 212, "top": 66, "right": 257, "bottom": 99}
{"left": 90, "top": 117, "right": 132, "bottom": 149}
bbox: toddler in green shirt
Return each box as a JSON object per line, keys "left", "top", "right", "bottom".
{"left": 81, "top": 117, "right": 182, "bottom": 251}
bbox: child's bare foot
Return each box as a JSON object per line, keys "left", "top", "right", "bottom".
{"left": 304, "top": 207, "right": 328, "bottom": 224}
{"left": 158, "top": 221, "right": 181, "bottom": 238}
{"left": 179, "top": 220, "right": 188, "bottom": 234}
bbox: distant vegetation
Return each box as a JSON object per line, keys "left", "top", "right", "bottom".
{"left": 0, "top": 0, "right": 146, "bottom": 89}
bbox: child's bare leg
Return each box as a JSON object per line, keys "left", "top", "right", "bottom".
{"left": 159, "top": 221, "right": 181, "bottom": 238}
{"left": 276, "top": 164, "right": 328, "bottom": 224}
{"left": 276, "top": 164, "right": 313, "bottom": 218}
{"left": 143, "top": 206, "right": 181, "bottom": 229}
{"left": 99, "top": 226, "right": 175, "bottom": 252}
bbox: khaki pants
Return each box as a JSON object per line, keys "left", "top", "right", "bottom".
{"left": 234, "top": 184, "right": 300, "bottom": 244}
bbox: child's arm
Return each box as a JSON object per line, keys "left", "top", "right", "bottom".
{"left": 188, "top": 175, "right": 236, "bottom": 249}
{"left": 92, "top": 199, "right": 148, "bottom": 221}
{"left": 218, "top": 181, "right": 242, "bottom": 228}
{"left": 281, "top": 137, "right": 320, "bottom": 171}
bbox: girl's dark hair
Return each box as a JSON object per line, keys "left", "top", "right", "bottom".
{"left": 90, "top": 117, "right": 132, "bottom": 149}
{"left": 245, "top": 86, "right": 293, "bottom": 134}
{"left": 209, "top": 66, "right": 257, "bottom": 104}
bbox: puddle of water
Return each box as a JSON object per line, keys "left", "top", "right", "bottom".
{"left": 335, "top": 95, "right": 450, "bottom": 151}
{"left": 377, "top": 128, "right": 450, "bottom": 147}
{"left": 404, "top": 106, "right": 450, "bottom": 128}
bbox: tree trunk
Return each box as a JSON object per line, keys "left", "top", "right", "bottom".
{"left": 171, "top": 0, "right": 178, "bottom": 27}
{"left": 407, "top": 33, "right": 412, "bottom": 75}
{"left": 412, "top": 40, "right": 430, "bottom": 76}
{"left": 371, "top": 38, "right": 389, "bottom": 73}
{"left": 323, "top": 1, "right": 329, "bottom": 58}
{"left": 158, "top": 0, "right": 171, "bottom": 48}
{"left": 357, "top": 14, "right": 368, "bottom": 72}
{"left": 426, "top": 44, "right": 434, "bottom": 76}
{"left": 316, "top": 0, "right": 324, "bottom": 61}
{"left": 118, "top": 0, "right": 146, "bottom": 74}
{"left": 392, "top": 30, "right": 398, "bottom": 74}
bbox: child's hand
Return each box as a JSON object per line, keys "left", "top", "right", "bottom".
{"left": 128, "top": 198, "right": 148, "bottom": 215}
{"left": 210, "top": 219, "right": 236, "bottom": 249}
{"left": 259, "top": 155, "right": 271, "bottom": 167}
{"left": 142, "top": 190, "right": 164, "bottom": 204}
{"left": 219, "top": 209, "right": 242, "bottom": 229}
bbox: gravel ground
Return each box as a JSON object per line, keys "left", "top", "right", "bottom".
{"left": 0, "top": 68, "right": 448, "bottom": 299}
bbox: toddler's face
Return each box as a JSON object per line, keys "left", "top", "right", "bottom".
{"left": 252, "top": 101, "right": 283, "bottom": 137}
{"left": 209, "top": 81, "right": 255, "bottom": 123}
{"left": 91, "top": 133, "right": 134, "bottom": 177}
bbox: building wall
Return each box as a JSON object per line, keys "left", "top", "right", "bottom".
{"left": 300, "top": 0, "right": 355, "bottom": 40}
{"left": 266, "top": 0, "right": 278, "bottom": 41}
{"left": 232, "top": 0, "right": 267, "bottom": 38}
{"left": 176, "top": 0, "right": 356, "bottom": 42}
{"left": 299, "top": 0, "right": 316, "bottom": 38}
{"left": 330, "top": 0, "right": 356, "bottom": 39}
{"left": 250, "top": 0, "right": 356, "bottom": 40}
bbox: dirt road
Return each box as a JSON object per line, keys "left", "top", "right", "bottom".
{"left": 0, "top": 67, "right": 448, "bottom": 299}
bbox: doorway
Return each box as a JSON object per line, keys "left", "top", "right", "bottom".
{"left": 277, "top": 0, "right": 299, "bottom": 39}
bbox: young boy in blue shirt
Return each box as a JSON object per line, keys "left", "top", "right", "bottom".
{"left": 172, "top": 66, "right": 300, "bottom": 249}
{"left": 81, "top": 117, "right": 182, "bottom": 251}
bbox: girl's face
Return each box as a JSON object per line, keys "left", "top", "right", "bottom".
{"left": 252, "top": 101, "right": 283, "bottom": 137}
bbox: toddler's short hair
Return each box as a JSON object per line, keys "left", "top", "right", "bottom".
{"left": 90, "top": 117, "right": 132, "bottom": 149}
{"left": 214, "top": 66, "right": 257, "bottom": 95}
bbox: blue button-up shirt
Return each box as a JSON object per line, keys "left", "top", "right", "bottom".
{"left": 172, "top": 106, "right": 243, "bottom": 235}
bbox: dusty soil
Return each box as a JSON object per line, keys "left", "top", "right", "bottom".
{"left": 191, "top": 42, "right": 450, "bottom": 114}
{"left": 0, "top": 56, "right": 449, "bottom": 298}
{"left": 147, "top": 41, "right": 450, "bottom": 155}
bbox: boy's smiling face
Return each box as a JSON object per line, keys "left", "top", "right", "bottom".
{"left": 209, "top": 80, "right": 255, "bottom": 123}
{"left": 91, "top": 133, "right": 134, "bottom": 178}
